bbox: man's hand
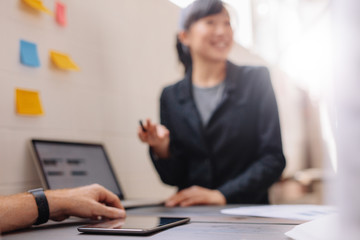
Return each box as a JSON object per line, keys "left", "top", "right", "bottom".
{"left": 46, "top": 184, "right": 126, "bottom": 221}
{"left": 0, "top": 184, "right": 125, "bottom": 233}
{"left": 165, "top": 186, "right": 226, "bottom": 207}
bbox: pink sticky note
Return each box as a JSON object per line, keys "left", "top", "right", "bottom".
{"left": 55, "top": 2, "right": 66, "bottom": 26}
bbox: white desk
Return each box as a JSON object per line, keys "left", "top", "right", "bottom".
{"left": 2, "top": 205, "right": 302, "bottom": 240}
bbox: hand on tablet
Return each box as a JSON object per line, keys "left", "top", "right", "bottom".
{"left": 47, "top": 184, "right": 126, "bottom": 221}
{"left": 165, "top": 185, "right": 226, "bottom": 207}
{"left": 0, "top": 184, "right": 125, "bottom": 233}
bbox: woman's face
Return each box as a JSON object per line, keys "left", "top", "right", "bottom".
{"left": 180, "top": 9, "right": 233, "bottom": 63}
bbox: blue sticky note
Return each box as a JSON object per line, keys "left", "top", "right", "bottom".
{"left": 20, "top": 39, "right": 40, "bottom": 67}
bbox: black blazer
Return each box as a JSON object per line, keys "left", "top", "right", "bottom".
{"left": 151, "top": 61, "right": 286, "bottom": 204}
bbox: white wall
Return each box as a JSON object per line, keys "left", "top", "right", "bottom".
{"left": 0, "top": 0, "right": 305, "bottom": 199}
{"left": 0, "top": 0, "right": 181, "bottom": 197}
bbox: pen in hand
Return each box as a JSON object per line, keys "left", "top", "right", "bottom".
{"left": 139, "top": 120, "right": 147, "bottom": 132}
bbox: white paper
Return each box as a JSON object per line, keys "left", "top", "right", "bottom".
{"left": 285, "top": 214, "right": 339, "bottom": 240}
{"left": 221, "top": 205, "right": 336, "bottom": 221}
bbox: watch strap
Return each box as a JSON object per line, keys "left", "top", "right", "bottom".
{"left": 28, "top": 188, "right": 49, "bottom": 225}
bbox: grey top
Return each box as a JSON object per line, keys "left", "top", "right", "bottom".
{"left": 192, "top": 81, "right": 226, "bottom": 125}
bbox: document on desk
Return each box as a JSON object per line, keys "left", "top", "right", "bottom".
{"left": 221, "top": 205, "right": 336, "bottom": 221}
{"left": 285, "top": 214, "right": 339, "bottom": 240}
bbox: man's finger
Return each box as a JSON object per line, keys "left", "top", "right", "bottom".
{"left": 92, "top": 203, "right": 126, "bottom": 219}
{"left": 98, "top": 186, "right": 124, "bottom": 209}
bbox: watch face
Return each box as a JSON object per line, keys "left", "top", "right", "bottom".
{"left": 28, "top": 188, "right": 44, "bottom": 193}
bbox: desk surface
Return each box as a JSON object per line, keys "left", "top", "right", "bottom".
{"left": 2, "top": 205, "right": 300, "bottom": 240}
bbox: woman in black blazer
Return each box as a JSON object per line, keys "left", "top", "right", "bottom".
{"left": 138, "top": 0, "right": 286, "bottom": 206}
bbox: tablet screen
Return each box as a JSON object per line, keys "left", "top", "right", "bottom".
{"left": 78, "top": 216, "right": 190, "bottom": 235}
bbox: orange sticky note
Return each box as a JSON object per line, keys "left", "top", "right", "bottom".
{"left": 16, "top": 88, "right": 44, "bottom": 115}
{"left": 50, "top": 50, "right": 80, "bottom": 71}
{"left": 56, "top": 2, "right": 67, "bottom": 26}
{"left": 22, "top": 0, "right": 53, "bottom": 15}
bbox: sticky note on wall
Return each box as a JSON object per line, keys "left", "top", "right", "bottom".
{"left": 56, "top": 2, "right": 67, "bottom": 26}
{"left": 22, "top": 0, "right": 53, "bottom": 15}
{"left": 50, "top": 50, "right": 80, "bottom": 71}
{"left": 16, "top": 88, "right": 44, "bottom": 115}
{"left": 20, "top": 40, "right": 40, "bottom": 67}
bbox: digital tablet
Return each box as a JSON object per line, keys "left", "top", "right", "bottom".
{"left": 77, "top": 216, "right": 190, "bottom": 235}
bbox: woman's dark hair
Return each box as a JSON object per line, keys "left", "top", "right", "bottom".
{"left": 176, "top": 0, "right": 225, "bottom": 73}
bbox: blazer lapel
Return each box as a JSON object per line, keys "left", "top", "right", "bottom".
{"left": 177, "top": 71, "right": 208, "bottom": 151}
{"left": 206, "top": 61, "right": 239, "bottom": 127}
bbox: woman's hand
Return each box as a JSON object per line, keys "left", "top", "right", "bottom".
{"left": 138, "top": 119, "right": 170, "bottom": 158}
{"left": 165, "top": 186, "right": 226, "bottom": 207}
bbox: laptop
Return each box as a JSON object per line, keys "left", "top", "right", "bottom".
{"left": 29, "top": 139, "right": 164, "bottom": 209}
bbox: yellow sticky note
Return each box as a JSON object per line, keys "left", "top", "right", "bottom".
{"left": 22, "top": 0, "right": 53, "bottom": 15}
{"left": 50, "top": 50, "right": 80, "bottom": 71}
{"left": 16, "top": 88, "right": 44, "bottom": 115}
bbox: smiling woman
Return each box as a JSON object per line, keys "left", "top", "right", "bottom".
{"left": 170, "top": 0, "right": 253, "bottom": 48}
{"left": 137, "top": 0, "right": 286, "bottom": 206}
{"left": 177, "top": 6, "right": 233, "bottom": 75}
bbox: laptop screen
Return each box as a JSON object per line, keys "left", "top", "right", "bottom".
{"left": 30, "top": 139, "right": 124, "bottom": 199}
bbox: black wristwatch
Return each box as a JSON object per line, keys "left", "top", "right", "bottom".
{"left": 28, "top": 188, "right": 50, "bottom": 225}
